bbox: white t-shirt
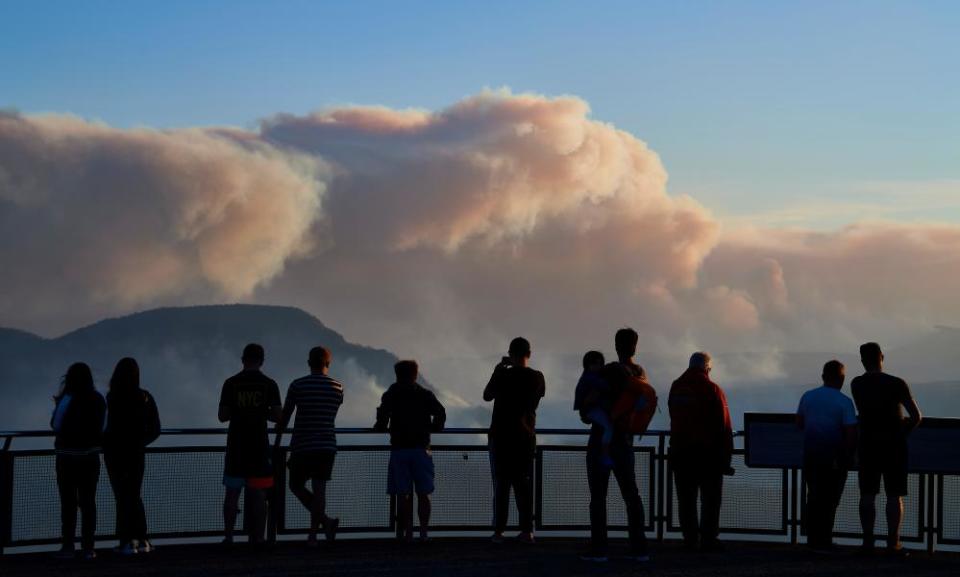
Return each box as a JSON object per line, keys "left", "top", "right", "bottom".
{"left": 797, "top": 386, "right": 857, "bottom": 464}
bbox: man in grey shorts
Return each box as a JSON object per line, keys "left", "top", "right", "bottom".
{"left": 374, "top": 360, "right": 446, "bottom": 542}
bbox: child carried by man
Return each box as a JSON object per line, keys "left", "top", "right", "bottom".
{"left": 574, "top": 350, "right": 658, "bottom": 467}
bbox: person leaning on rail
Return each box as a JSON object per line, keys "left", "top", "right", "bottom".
{"left": 374, "top": 360, "right": 446, "bottom": 543}
{"left": 274, "top": 346, "right": 343, "bottom": 546}
{"left": 796, "top": 360, "right": 857, "bottom": 554}
{"left": 218, "top": 343, "right": 282, "bottom": 546}
{"left": 51, "top": 362, "right": 107, "bottom": 561}
{"left": 851, "top": 342, "right": 921, "bottom": 556}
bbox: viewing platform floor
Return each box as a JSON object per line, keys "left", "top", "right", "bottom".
{"left": 4, "top": 538, "right": 960, "bottom": 577}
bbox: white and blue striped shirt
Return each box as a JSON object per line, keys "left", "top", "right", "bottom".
{"left": 285, "top": 374, "right": 344, "bottom": 453}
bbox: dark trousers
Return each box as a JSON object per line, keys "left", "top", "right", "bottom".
{"left": 672, "top": 457, "right": 723, "bottom": 545}
{"left": 586, "top": 432, "right": 648, "bottom": 554}
{"left": 490, "top": 445, "right": 534, "bottom": 533}
{"left": 803, "top": 462, "right": 847, "bottom": 547}
{"left": 105, "top": 450, "right": 147, "bottom": 543}
{"left": 56, "top": 453, "right": 100, "bottom": 550}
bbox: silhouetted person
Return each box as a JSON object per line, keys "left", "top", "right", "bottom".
{"left": 796, "top": 360, "right": 857, "bottom": 553}
{"left": 274, "top": 346, "right": 343, "bottom": 546}
{"left": 573, "top": 350, "right": 614, "bottom": 467}
{"left": 668, "top": 351, "right": 733, "bottom": 553}
{"left": 103, "top": 357, "right": 161, "bottom": 555}
{"left": 374, "top": 360, "right": 446, "bottom": 542}
{"left": 218, "top": 343, "right": 282, "bottom": 545}
{"left": 484, "top": 337, "right": 545, "bottom": 544}
{"left": 51, "top": 362, "right": 107, "bottom": 560}
{"left": 851, "top": 342, "right": 922, "bottom": 555}
{"left": 581, "top": 328, "right": 650, "bottom": 563}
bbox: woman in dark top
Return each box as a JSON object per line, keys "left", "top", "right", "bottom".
{"left": 103, "top": 357, "right": 161, "bottom": 555}
{"left": 51, "top": 362, "right": 107, "bottom": 560}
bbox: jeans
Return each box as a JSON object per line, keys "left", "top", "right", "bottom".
{"left": 586, "top": 430, "right": 648, "bottom": 554}
{"left": 56, "top": 453, "right": 100, "bottom": 550}
{"left": 105, "top": 450, "right": 148, "bottom": 543}
{"left": 671, "top": 456, "right": 723, "bottom": 545}
{"left": 803, "top": 461, "right": 847, "bottom": 547}
{"left": 490, "top": 443, "right": 534, "bottom": 534}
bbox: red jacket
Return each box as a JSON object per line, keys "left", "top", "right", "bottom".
{"left": 668, "top": 368, "right": 733, "bottom": 467}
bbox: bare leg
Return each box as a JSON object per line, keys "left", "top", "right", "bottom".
{"left": 397, "top": 494, "right": 414, "bottom": 541}
{"left": 417, "top": 493, "right": 431, "bottom": 539}
{"left": 886, "top": 495, "right": 904, "bottom": 550}
{"left": 246, "top": 488, "right": 266, "bottom": 544}
{"left": 289, "top": 479, "right": 316, "bottom": 541}
{"left": 311, "top": 479, "right": 333, "bottom": 534}
{"left": 859, "top": 494, "right": 876, "bottom": 549}
{"left": 223, "top": 488, "right": 242, "bottom": 543}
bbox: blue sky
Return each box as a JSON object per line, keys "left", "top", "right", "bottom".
{"left": 2, "top": 0, "right": 958, "bottom": 224}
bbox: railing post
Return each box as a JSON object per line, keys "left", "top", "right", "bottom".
{"left": 927, "top": 473, "right": 936, "bottom": 554}
{"left": 0, "top": 444, "right": 12, "bottom": 556}
{"left": 534, "top": 446, "right": 543, "bottom": 531}
{"left": 656, "top": 433, "right": 666, "bottom": 542}
{"left": 790, "top": 469, "right": 799, "bottom": 545}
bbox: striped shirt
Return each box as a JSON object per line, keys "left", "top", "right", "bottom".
{"left": 285, "top": 374, "right": 344, "bottom": 453}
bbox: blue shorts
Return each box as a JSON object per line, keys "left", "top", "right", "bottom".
{"left": 223, "top": 474, "right": 274, "bottom": 490}
{"left": 387, "top": 448, "right": 435, "bottom": 495}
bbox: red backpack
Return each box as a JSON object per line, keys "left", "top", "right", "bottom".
{"left": 611, "top": 375, "right": 658, "bottom": 436}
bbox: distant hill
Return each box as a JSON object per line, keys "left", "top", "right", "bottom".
{"left": 0, "top": 305, "right": 404, "bottom": 430}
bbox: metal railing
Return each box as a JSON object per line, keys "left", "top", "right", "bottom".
{"left": 0, "top": 427, "right": 955, "bottom": 554}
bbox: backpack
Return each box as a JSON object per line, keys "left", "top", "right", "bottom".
{"left": 141, "top": 391, "right": 161, "bottom": 446}
{"left": 611, "top": 375, "right": 658, "bottom": 436}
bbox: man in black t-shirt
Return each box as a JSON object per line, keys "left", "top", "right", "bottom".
{"left": 851, "top": 342, "right": 921, "bottom": 555}
{"left": 218, "top": 343, "right": 282, "bottom": 545}
{"left": 483, "top": 337, "right": 546, "bottom": 544}
{"left": 374, "top": 360, "right": 446, "bottom": 542}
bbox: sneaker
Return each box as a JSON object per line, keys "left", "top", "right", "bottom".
{"left": 138, "top": 540, "right": 154, "bottom": 554}
{"left": 579, "top": 549, "right": 608, "bottom": 563}
{"left": 81, "top": 549, "right": 97, "bottom": 560}
{"left": 55, "top": 544, "right": 76, "bottom": 560}
{"left": 857, "top": 542, "right": 876, "bottom": 556}
{"left": 700, "top": 540, "right": 725, "bottom": 553}
{"left": 625, "top": 550, "right": 651, "bottom": 562}
{"left": 886, "top": 545, "right": 911, "bottom": 558}
{"left": 516, "top": 532, "right": 535, "bottom": 544}
{"left": 324, "top": 517, "right": 340, "bottom": 542}
{"left": 490, "top": 532, "right": 505, "bottom": 544}
{"left": 116, "top": 541, "right": 139, "bottom": 556}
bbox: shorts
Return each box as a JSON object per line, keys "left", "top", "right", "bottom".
{"left": 222, "top": 474, "right": 274, "bottom": 490}
{"left": 858, "top": 444, "right": 908, "bottom": 497}
{"left": 289, "top": 450, "right": 336, "bottom": 485}
{"left": 387, "top": 448, "right": 434, "bottom": 495}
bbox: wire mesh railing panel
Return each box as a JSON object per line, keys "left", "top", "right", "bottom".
{"left": 669, "top": 454, "right": 785, "bottom": 534}
{"left": 430, "top": 448, "right": 514, "bottom": 527}
{"left": 540, "top": 448, "right": 653, "bottom": 530}
{"left": 829, "top": 473, "right": 921, "bottom": 540}
{"left": 942, "top": 476, "right": 960, "bottom": 543}
{"left": 2, "top": 428, "right": 955, "bottom": 550}
{"left": 11, "top": 454, "right": 116, "bottom": 543}
{"left": 282, "top": 449, "right": 391, "bottom": 531}
{"left": 143, "top": 451, "right": 226, "bottom": 536}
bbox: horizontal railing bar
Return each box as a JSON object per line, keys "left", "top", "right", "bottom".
{"left": 0, "top": 427, "right": 746, "bottom": 439}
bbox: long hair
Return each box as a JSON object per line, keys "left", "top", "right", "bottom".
{"left": 109, "top": 357, "right": 141, "bottom": 397}
{"left": 57, "top": 362, "right": 95, "bottom": 400}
